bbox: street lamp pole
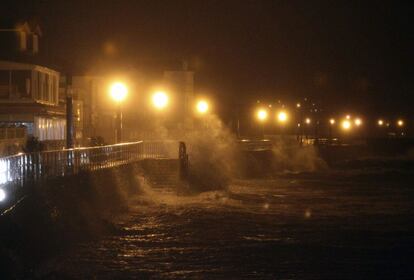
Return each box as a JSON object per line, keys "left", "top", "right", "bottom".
{"left": 117, "top": 103, "right": 122, "bottom": 143}
{"left": 109, "top": 82, "right": 128, "bottom": 144}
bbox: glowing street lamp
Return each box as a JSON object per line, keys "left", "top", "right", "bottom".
{"left": 329, "top": 118, "right": 335, "bottom": 143}
{"left": 256, "top": 109, "right": 268, "bottom": 122}
{"left": 109, "top": 81, "right": 128, "bottom": 143}
{"left": 397, "top": 119, "right": 404, "bottom": 127}
{"left": 152, "top": 91, "right": 169, "bottom": 110}
{"left": 354, "top": 118, "right": 362, "bottom": 127}
{"left": 277, "top": 111, "right": 288, "bottom": 124}
{"left": 256, "top": 109, "right": 268, "bottom": 138}
{"left": 341, "top": 119, "right": 352, "bottom": 131}
{"left": 110, "top": 82, "right": 128, "bottom": 102}
{"left": 378, "top": 119, "right": 384, "bottom": 126}
{"left": 196, "top": 100, "right": 209, "bottom": 114}
{"left": 305, "top": 118, "right": 311, "bottom": 125}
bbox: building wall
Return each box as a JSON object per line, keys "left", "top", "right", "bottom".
{"left": 70, "top": 76, "right": 117, "bottom": 144}
{"left": 163, "top": 70, "right": 194, "bottom": 125}
{"left": 0, "top": 61, "right": 64, "bottom": 144}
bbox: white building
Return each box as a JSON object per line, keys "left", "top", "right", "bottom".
{"left": 0, "top": 60, "right": 65, "bottom": 147}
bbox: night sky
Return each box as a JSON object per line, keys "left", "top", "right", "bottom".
{"left": 2, "top": 0, "right": 413, "bottom": 117}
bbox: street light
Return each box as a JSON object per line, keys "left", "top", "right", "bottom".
{"left": 354, "top": 118, "right": 362, "bottom": 127}
{"left": 378, "top": 119, "right": 384, "bottom": 126}
{"left": 256, "top": 109, "right": 268, "bottom": 138}
{"left": 329, "top": 118, "right": 335, "bottom": 143}
{"left": 110, "top": 82, "right": 128, "bottom": 102}
{"left": 109, "top": 81, "right": 128, "bottom": 143}
{"left": 341, "top": 119, "right": 352, "bottom": 131}
{"left": 397, "top": 119, "right": 404, "bottom": 127}
{"left": 256, "top": 109, "right": 268, "bottom": 122}
{"left": 196, "top": 100, "right": 209, "bottom": 114}
{"left": 277, "top": 111, "right": 288, "bottom": 124}
{"left": 152, "top": 91, "right": 169, "bottom": 110}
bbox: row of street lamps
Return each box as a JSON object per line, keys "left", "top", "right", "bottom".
{"left": 108, "top": 82, "right": 407, "bottom": 141}
{"left": 255, "top": 107, "right": 407, "bottom": 137}
{"left": 109, "top": 81, "right": 210, "bottom": 142}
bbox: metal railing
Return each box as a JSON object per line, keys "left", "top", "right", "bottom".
{"left": 0, "top": 140, "right": 180, "bottom": 190}
{"left": 236, "top": 139, "right": 273, "bottom": 151}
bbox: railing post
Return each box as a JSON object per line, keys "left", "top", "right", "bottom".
{"left": 179, "top": 141, "right": 188, "bottom": 180}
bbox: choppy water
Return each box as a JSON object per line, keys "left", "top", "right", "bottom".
{"left": 47, "top": 165, "right": 414, "bottom": 279}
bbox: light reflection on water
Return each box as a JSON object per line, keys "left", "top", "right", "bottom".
{"left": 52, "top": 170, "right": 414, "bottom": 279}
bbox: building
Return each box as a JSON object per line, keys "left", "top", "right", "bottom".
{"left": 0, "top": 60, "right": 65, "bottom": 152}
{"left": 0, "top": 20, "right": 41, "bottom": 61}
{"left": 69, "top": 75, "right": 116, "bottom": 145}
{"left": 0, "top": 20, "right": 66, "bottom": 155}
{"left": 163, "top": 64, "right": 194, "bottom": 128}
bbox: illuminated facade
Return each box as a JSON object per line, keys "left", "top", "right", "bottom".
{"left": 0, "top": 60, "right": 65, "bottom": 151}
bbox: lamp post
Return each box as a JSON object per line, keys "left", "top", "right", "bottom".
{"left": 152, "top": 91, "right": 169, "bottom": 110}
{"left": 305, "top": 118, "right": 311, "bottom": 140}
{"left": 196, "top": 100, "right": 209, "bottom": 115}
{"left": 277, "top": 110, "right": 288, "bottom": 137}
{"left": 256, "top": 109, "right": 268, "bottom": 139}
{"left": 329, "top": 118, "right": 335, "bottom": 144}
{"left": 109, "top": 82, "right": 128, "bottom": 143}
{"left": 296, "top": 103, "right": 302, "bottom": 143}
{"left": 195, "top": 99, "right": 210, "bottom": 129}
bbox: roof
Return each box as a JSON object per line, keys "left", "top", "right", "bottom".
{"left": 0, "top": 60, "right": 59, "bottom": 74}
{"left": 0, "top": 20, "right": 42, "bottom": 36}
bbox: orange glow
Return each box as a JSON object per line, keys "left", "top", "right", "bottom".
{"left": 342, "top": 120, "right": 352, "bottom": 130}
{"left": 257, "top": 109, "right": 268, "bottom": 122}
{"left": 109, "top": 82, "right": 128, "bottom": 102}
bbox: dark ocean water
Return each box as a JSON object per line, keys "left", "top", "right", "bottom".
{"left": 45, "top": 160, "right": 414, "bottom": 279}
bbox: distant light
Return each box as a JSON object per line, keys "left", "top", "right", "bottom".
{"left": 305, "top": 118, "right": 311, "bottom": 125}
{"left": 346, "top": 115, "right": 351, "bottom": 119}
{"left": 109, "top": 82, "right": 128, "bottom": 102}
{"left": 152, "top": 91, "right": 169, "bottom": 110}
{"left": 378, "top": 119, "right": 384, "bottom": 126}
{"left": 397, "top": 119, "right": 404, "bottom": 127}
{"left": 342, "top": 120, "right": 352, "bottom": 130}
{"left": 196, "top": 100, "right": 209, "bottom": 114}
{"left": 297, "top": 123, "right": 301, "bottom": 127}
{"left": 257, "top": 109, "right": 268, "bottom": 122}
{"left": 329, "top": 118, "right": 335, "bottom": 125}
{"left": 277, "top": 111, "right": 288, "bottom": 123}
{"left": 0, "top": 189, "right": 6, "bottom": 202}
{"left": 354, "top": 118, "right": 362, "bottom": 126}
{"left": 296, "top": 103, "right": 301, "bottom": 108}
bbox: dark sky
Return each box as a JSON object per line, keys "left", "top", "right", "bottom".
{"left": 2, "top": 0, "right": 413, "bottom": 116}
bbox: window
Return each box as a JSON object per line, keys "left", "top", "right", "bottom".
{"left": 12, "top": 70, "right": 31, "bottom": 98}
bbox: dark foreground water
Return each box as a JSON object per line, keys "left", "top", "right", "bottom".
{"left": 46, "top": 163, "right": 414, "bottom": 279}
